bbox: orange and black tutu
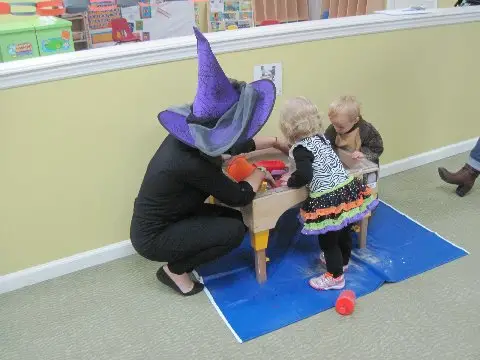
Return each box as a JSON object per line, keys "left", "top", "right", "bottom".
{"left": 299, "top": 176, "right": 378, "bottom": 235}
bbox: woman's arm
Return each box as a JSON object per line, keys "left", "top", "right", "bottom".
{"left": 185, "top": 161, "right": 267, "bottom": 207}
{"left": 244, "top": 167, "right": 269, "bottom": 193}
{"left": 226, "top": 138, "right": 256, "bottom": 156}
{"left": 226, "top": 136, "right": 290, "bottom": 158}
{"left": 254, "top": 136, "right": 290, "bottom": 154}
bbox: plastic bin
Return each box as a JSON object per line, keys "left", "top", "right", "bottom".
{"left": 32, "top": 17, "right": 74, "bottom": 56}
{"left": 0, "top": 21, "right": 40, "bottom": 62}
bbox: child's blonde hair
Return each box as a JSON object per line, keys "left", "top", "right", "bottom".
{"left": 279, "top": 97, "right": 323, "bottom": 145}
{"left": 328, "top": 96, "right": 361, "bottom": 122}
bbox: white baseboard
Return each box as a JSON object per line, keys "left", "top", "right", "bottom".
{"left": 0, "top": 240, "right": 135, "bottom": 294}
{"left": 0, "top": 137, "right": 477, "bottom": 295}
{"left": 380, "top": 137, "right": 477, "bottom": 178}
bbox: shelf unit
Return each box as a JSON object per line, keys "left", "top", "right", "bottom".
{"left": 253, "top": 0, "right": 309, "bottom": 25}
{"left": 61, "top": 12, "right": 92, "bottom": 51}
{"left": 321, "top": 0, "right": 385, "bottom": 18}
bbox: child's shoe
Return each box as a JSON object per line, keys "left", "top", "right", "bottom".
{"left": 319, "top": 252, "right": 349, "bottom": 272}
{"left": 309, "top": 272, "right": 345, "bottom": 290}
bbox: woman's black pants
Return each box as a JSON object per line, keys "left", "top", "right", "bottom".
{"left": 134, "top": 204, "right": 246, "bottom": 274}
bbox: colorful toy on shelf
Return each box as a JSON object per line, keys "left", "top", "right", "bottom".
{"left": 259, "top": 19, "right": 280, "bottom": 26}
{"left": 335, "top": 290, "right": 356, "bottom": 316}
{"left": 111, "top": 18, "right": 141, "bottom": 44}
{"left": 36, "top": 1, "right": 65, "bottom": 16}
{"left": 0, "top": 2, "right": 10, "bottom": 14}
{"left": 88, "top": 0, "right": 117, "bottom": 12}
{"left": 0, "top": 1, "right": 66, "bottom": 16}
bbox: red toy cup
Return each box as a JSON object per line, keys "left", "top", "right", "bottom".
{"left": 335, "top": 290, "right": 356, "bottom": 316}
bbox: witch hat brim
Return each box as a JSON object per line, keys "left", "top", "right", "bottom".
{"left": 158, "top": 27, "right": 276, "bottom": 156}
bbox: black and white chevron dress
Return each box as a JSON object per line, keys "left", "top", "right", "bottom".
{"left": 291, "top": 135, "right": 378, "bottom": 235}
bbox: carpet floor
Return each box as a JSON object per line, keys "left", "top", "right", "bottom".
{"left": 1, "top": 154, "right": 479, "bottom": 360}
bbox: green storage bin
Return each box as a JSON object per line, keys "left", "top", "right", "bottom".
{"left": 0, "top": 21, "right": 40, "bottom": 63}
{"left": 32, "top": 17, "right": 74, "bottom": 56}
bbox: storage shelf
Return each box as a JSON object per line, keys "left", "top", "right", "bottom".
{"left": 254, "top": 0, "right": 309, "bottom": 25}
{"left": 61, "top": 12, "right": 91, "bottom": 51}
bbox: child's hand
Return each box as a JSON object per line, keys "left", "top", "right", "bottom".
{"left": 279, "top": 173, "right": 291, "bottom": 187}
{"left": 351, "top": 151, "right": 365, "bottom": 160}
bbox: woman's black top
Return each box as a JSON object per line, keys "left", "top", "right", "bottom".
{"left": 131, "top": 135, "right": 256, "bottom": 237}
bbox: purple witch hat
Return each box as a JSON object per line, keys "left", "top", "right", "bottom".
{"left": 158, "top": 27, "right": 276, "bottom": 157}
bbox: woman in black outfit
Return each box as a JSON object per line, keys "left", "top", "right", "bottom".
{"left": 130, "top": 28, "right": 288, "bottom": 296}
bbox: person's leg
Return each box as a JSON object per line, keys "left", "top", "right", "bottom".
{"left": 438, "top": 138, "right": 479, "bottom": 197}
{"left": 318, "top": 232, "right": 343, "bottom": 277}
{"left": 194, "top": 203, "right": 245, "bottom": 224}
{"left": 468, "top": 138, "right": 480, "bottom": 170}
{"left": 338, "top": 228, "right": 353, "bottom": 266}
{"left": 151, "top": 214, "right": 246, "bottom": 294}
{"left": 309, "top": 231, "right": 346, "bottom": 290}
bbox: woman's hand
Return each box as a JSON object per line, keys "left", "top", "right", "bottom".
{"left": 263, "top": 170, "right": 276, "bottom": 188}
{"left": 221, "top": 154, "right": 232, "bottom": 163}
{"left": 273, "top": 137, "right": 291, "bottom": 155}
{"left": 244, "top": 167, "right": 270, "bottom": 192}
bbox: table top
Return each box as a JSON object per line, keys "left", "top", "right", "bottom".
{"left": 219, "top": 147, "right": 379, "bottom": 231}
{"left": 241, "top": 147, "right": 379, "bottom": 199}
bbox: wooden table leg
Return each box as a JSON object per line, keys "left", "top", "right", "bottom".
{"left": 250, "top": 230, "right": 269, "bottom": 284}
{"left": 254, "top": 249, "right": 267, "bottom": 284}
{"left": 359, "top": 215, "right": 369, "bottom": 249}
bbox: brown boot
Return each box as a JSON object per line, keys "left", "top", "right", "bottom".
{"left": 438, "top": 164, "right": 479, "bottom": 197}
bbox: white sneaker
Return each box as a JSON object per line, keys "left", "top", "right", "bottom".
{"left": 319, "top": 252, "right": 349, "bottom": 272}
{"left": 309, "top": 272, "right": 345, "bottom": 291}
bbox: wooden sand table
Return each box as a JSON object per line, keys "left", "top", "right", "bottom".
{"left": 216, "top": 148, "right": 379, "bottom": 283}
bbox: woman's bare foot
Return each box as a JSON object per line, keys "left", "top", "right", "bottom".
{"left": 162, "top": 265, "right": 194, "bottom": 293}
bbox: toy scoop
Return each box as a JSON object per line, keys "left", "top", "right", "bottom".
{"left": 226, "top": 156, "right": 256, "bottom": 182}
{"left": 253, "top": 160, "right": 286, "bottom": 173}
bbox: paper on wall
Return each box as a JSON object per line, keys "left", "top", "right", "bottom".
{"left": 120, "top": 6, "right": 138, "bottom": 23}
{"left": 121, "top": 2, "right": 195, "bottom": 40}
{"left": 210, "top": 0, "right": 225, "bottom": 13}
{"left": 253, "top": 63, "right": 283, "bottom": 96}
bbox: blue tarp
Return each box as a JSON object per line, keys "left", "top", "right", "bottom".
{"left": 197, "top": 201, "right": 468, "bottom": 342}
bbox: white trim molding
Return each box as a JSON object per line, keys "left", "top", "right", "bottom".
{"left": 1, "top": 7, "right": 479, "bottom": 90}
{"left": 380, "top": 138, "right": 478, "bottom": 178}
{"left": 386, "top": 0, "right": 438, "bottom": 10}
{"left": 0, "top": 137, "right": 476, "bottom": 295}
{"left": 0, "top": 241, "right": 135, "bottom": 294}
